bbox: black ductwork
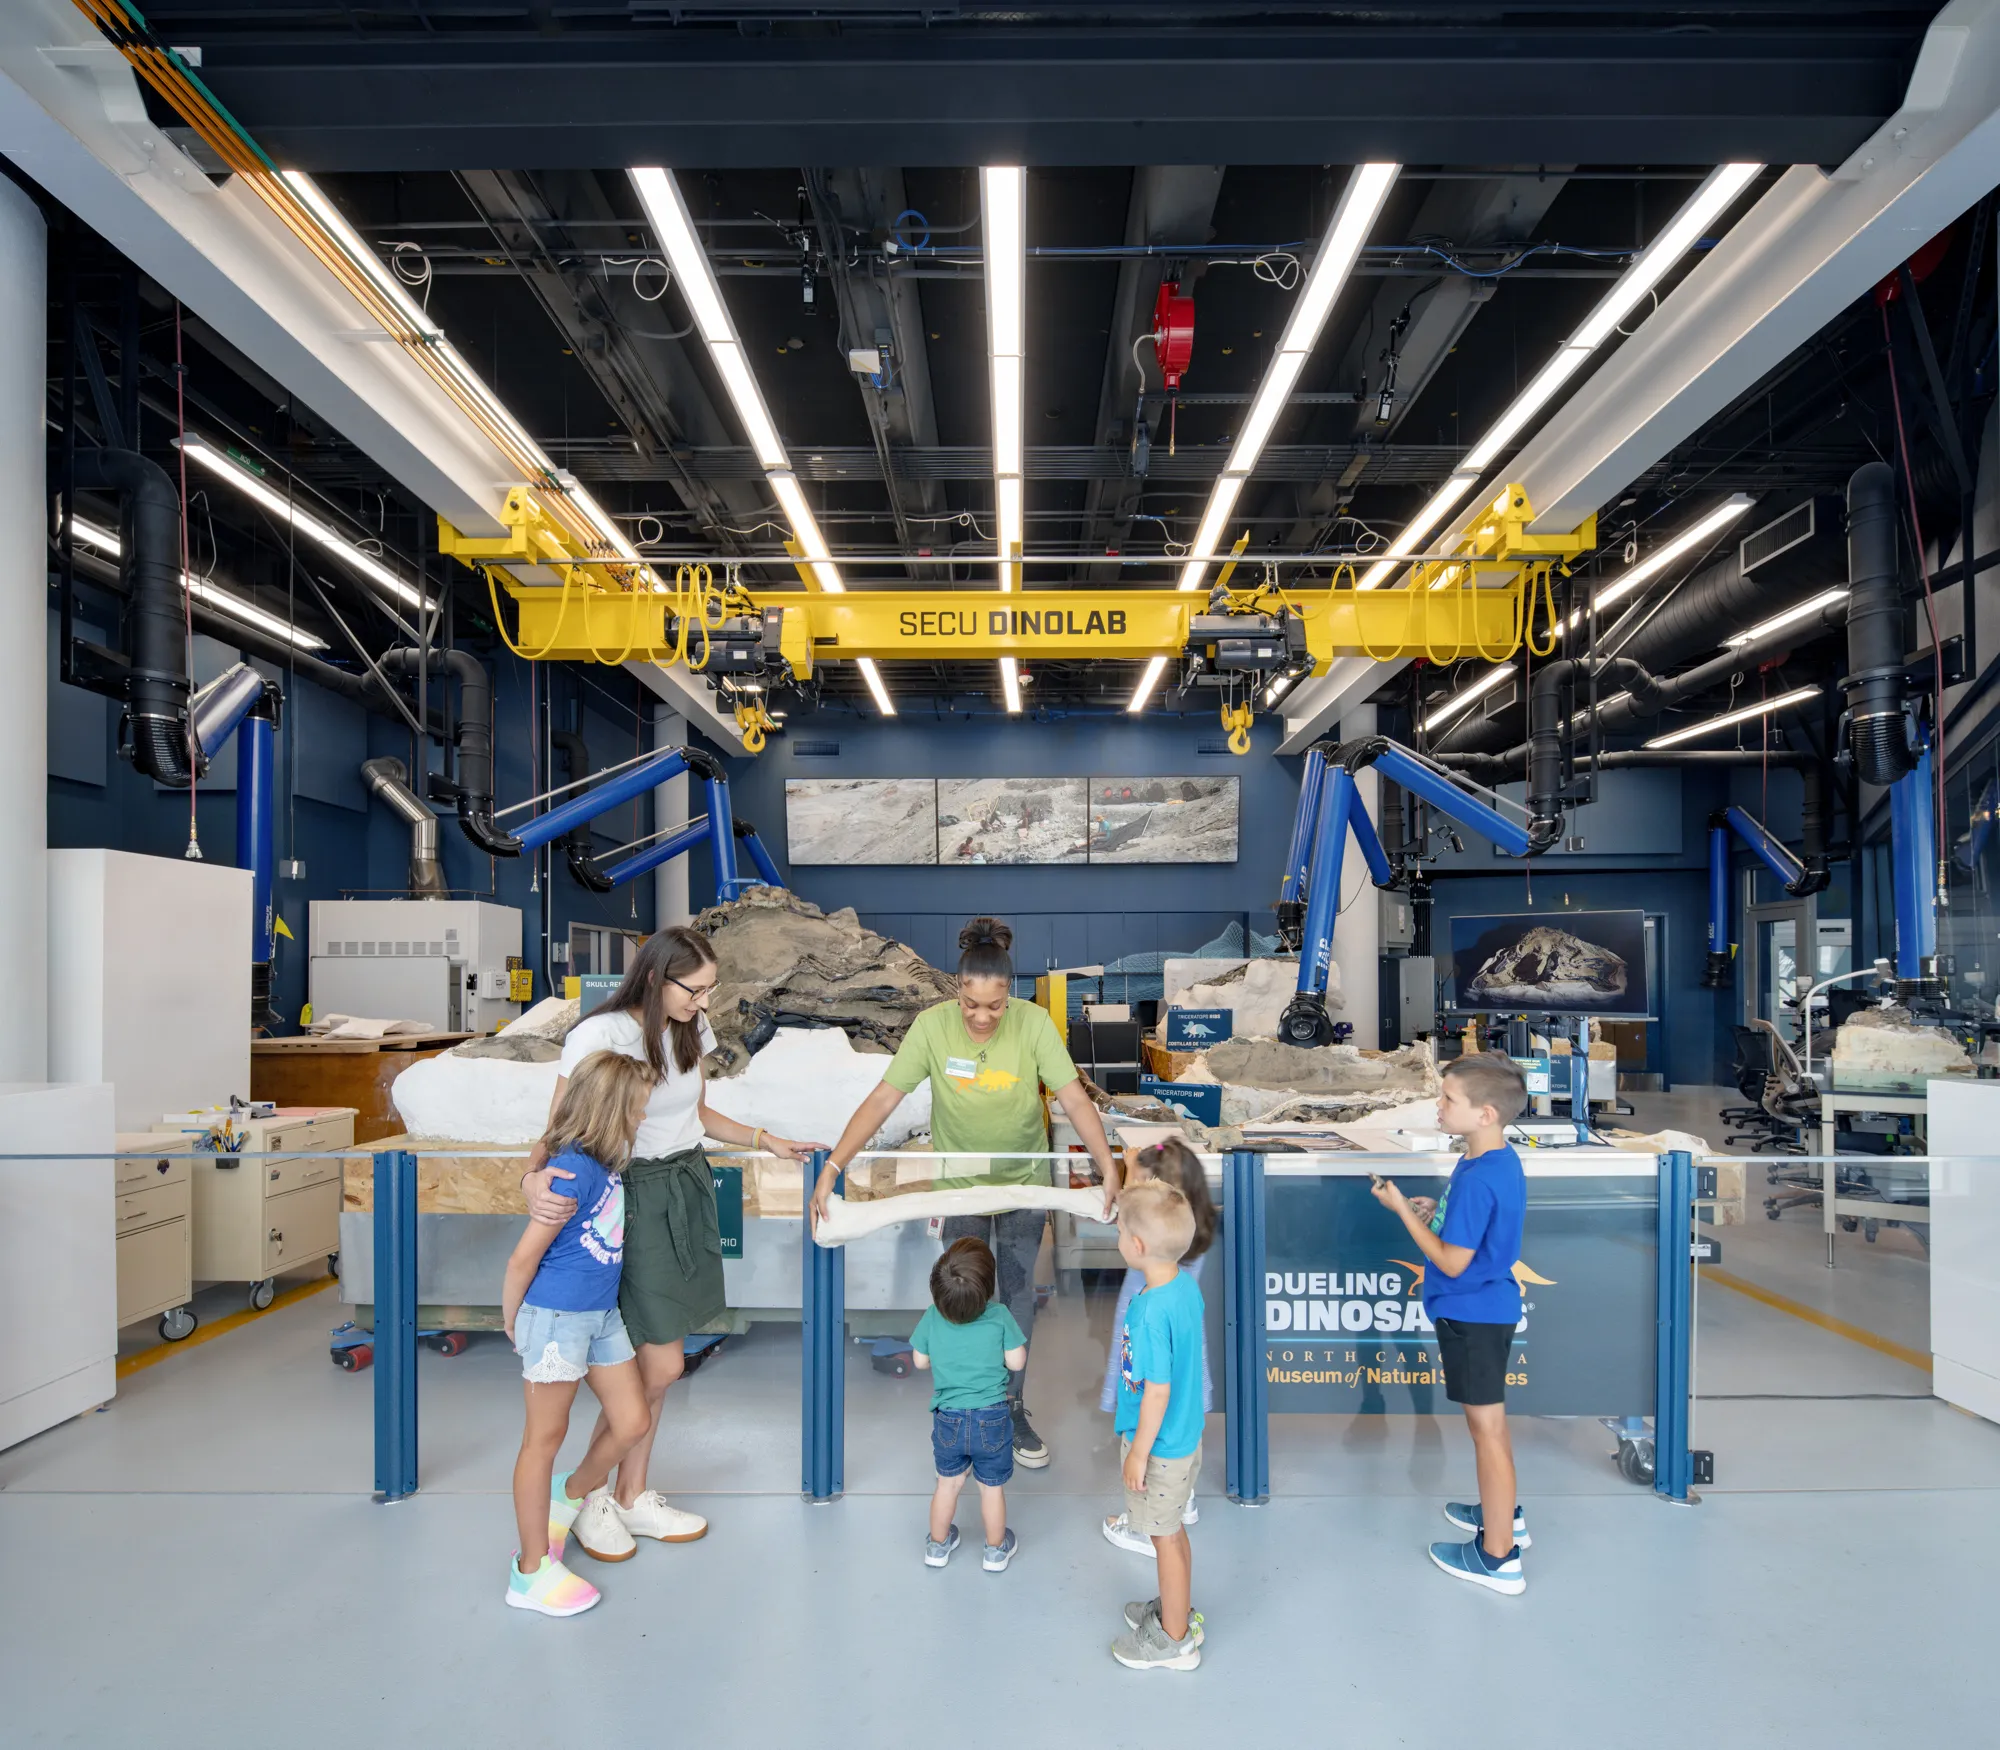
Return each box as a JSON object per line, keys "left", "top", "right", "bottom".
{"left": 377, "top": 648, "right": 510, "bottom": 855}
{"left": 1841, "top": 460, "right": 1915, "bottom": 787}
{"left": 71, "top": 449, "right": 192, "bottom": 782}
{"left": 1522, "top": 658, "right": 1665, "bottom": 850}
{"left": 550, "top": 728, "right": 614, "bottom": 892}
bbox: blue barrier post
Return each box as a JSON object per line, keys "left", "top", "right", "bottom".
{"left": 1655, "top": 1150, "right": 1695, "bottom": 1504}
{"left": 1223, "top": 1150, "right": 1270, "bottom": 1504}
{"left": 801, "top": 1149, "right": 845, "bottom": 1502}
{"left": 373, "top": 1148, "right": 419, "bottom": 1503}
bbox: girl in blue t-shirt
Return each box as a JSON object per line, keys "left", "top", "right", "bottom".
{"left": 501, "top": 1049, "right": 656, "bottom": 1618}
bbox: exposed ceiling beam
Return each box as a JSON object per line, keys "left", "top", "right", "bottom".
{"left": 158, "top": 29, "right": 1917, "bottom": 170}
{"left": 453, "top": 168, "right": 751, "bottom": 549}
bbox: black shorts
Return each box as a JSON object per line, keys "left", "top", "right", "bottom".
{"left": 1435, "top": 1317, "right": 1513, "bottom": 1406}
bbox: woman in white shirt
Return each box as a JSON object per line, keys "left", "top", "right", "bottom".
{"left": 521, "top": 924, "right": 821, "bottom": 1554}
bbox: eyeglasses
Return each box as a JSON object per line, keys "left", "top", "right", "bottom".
{"left": 666, "top": 973, "right": 716, "bottom": 1005}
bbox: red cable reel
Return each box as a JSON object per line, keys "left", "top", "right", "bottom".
{"left": 1152, "top": 279, "right": 1195, "bottom": 455}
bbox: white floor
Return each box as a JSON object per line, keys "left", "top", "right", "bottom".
{"left": 5, "top": 1087, "right": 1998, "bottom": 1747}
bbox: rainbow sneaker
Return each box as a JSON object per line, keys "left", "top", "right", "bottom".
{"left": 505, "top": 1554, "right": 600, "bottom": 1618}
{"left": 547, "top": 1470, "right": 584, "bottom": 1559}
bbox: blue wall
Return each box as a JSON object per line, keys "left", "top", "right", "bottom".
{"left": 718, "top": 710, "right": 1299, "bottom": 980}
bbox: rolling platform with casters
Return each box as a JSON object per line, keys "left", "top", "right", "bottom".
{"left": 153, "top": 1107, "right": 355, "bottom": 1310}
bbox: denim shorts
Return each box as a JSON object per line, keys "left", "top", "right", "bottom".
{"left": 514, "top": 1304, "right": 635, "bottom": 1383}
{"left": 931, "top": 1403, "right": 1015, "bottom": 1486}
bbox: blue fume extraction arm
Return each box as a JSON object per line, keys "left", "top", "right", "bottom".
{"left": 471, "top": 743, "right": 777, "bottom": 904}
{"left": 1701, "top": 775, "right": 1832, "bottom": 988}
{"left": 184, "top": 661, "right": 284, "bottom": 1028}
{"left": 1277, "top": 736, "right": 1532, "bottom": 1048}
{"left": 587, "top": 813, "right": 784, "bottom": 893}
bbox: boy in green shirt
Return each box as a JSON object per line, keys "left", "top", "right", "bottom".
{"left": 911, "top": 1236, "right": 1028, "bottom": 1572}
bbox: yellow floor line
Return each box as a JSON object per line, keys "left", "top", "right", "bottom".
{"left": 1704, "top": 1267, "right": 1931, "bottom": 1373}
{"left": 116, "top": 1277, "right": 335, "bottom": 1380}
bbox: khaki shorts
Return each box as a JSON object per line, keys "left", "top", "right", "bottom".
{"left": 1120, "top": 1436, "right": 1201, "bottom": 1538}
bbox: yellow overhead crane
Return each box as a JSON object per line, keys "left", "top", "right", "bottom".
{"left": 440, "top": 482, "right": 1592, "bottom": 751}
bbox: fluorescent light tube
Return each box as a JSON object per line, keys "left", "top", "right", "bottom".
{"left": 1592, "top": 495, "right": 1753, "bottom": 614}
{"left": 1172, "top": 162, "right": 1396, "bottom": 594}
{"left": 1227, "top": 348, "right": 1307, "bottom": 478}
{"left": 1459, "top": 345, "right": 1592, "bottom": 473}
{"left": 996, "top": 474, "right": 1024, "bottom": 574}
{"left": 279, "top": 170, "right": 444, "bottom": 341}
{"left": 809, "top": 560, "right": 845, "bottom": 593}
{"left": 630, "top": 167, "right": 733, "bottom": 345}
{"left": 1644, "top": 684, "right": 1820, "bottom": 749}
{"left": 184, "top": 573, "right": 329, "bottom": 650}
{"left": 710, "top": 342, "right": 789, "bottom": 470}
{"left": 768, "top": 473, "right": 830, "bottom": 561}
{"left": 1128, "top": 654, "right": 1170, "bottom": 713}
{"left": 857, "top": 656, "right": 896, "bottom": 717}
{"left": 1000, "top": 656, "right": 1023, "bottom": 713}
{"left": 1724, "top": 588, "right": 1849, "bottom": 649}
{"left": 1573, "top": 163, "right": 1762, "bottom": 350}
{"left": 1358, "top": 474, "right": 1480, "bottom": 588}
{"left": 178, "top": 437, "right": 427, "bottom": 609}
{"left": 1421, "top": 664, "right": 1513, "bottom": 731}
{"left": 1188, "top": 473, "right": 1245, "bottom": 564}
{"left": 1275, "top": 162, "right": 1401, "bottom": 354}
{"left": 980, "top": 167, "right": 1026, "bottom": 358}
{"left": 990, "top": 353, "right": 1024, "bottom": 479}
{"left": 68, "top": 516, "right": 120, "bottom": 555}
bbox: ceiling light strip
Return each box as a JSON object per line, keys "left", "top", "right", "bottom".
{"left": 1421, "top": 663, "right": 1513, "bottom": 731}
{"left": 1723, "top": 588, "right": 1850, "bottom": 649}
{"left": 1644, "top": 685, "right": 1820, "bottom": 749}
{"left": 67, "top": 514, "right": 327, "bottom": 651}
{"left": 633, "top": 167, "right": 898, "bottom": 717}
{"left": 1359, "top": 162, "right": 1762, "bottom": 591}
{"left": 983, "top": 166, "right": 1027, "bottom": 712}
{"left": 1176, "top": 162, "right": 1399, "bottom": 595}
{"left": 1127, "top": 655, "right": 1171, "bottom": 714}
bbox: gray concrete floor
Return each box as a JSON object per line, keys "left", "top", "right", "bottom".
{"left": 6, "top": 1089, "right": 1999, "bottom": 1747}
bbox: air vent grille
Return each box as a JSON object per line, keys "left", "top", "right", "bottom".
{"left": 1196, "top": 739, "right": 1232, "bottom": 754}
{"left": 793, "top": 740, "right": 841, "bottom": 756}
{"left": 1740, "top": 501, "right": 1814, "bottom": 574}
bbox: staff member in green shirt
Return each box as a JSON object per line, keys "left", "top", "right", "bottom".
{"left": 811, "top": 917, "right": 1120, "bottom": 1468}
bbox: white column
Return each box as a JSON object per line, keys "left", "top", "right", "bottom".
{"left": 2, "top": 179, "right": 47, "bottom": 1082}
{"left": 652, "top": 703, "right": 690, "bottom": 930}
{"left": 1329, "top": 704, "right": 1380, "bottom": 1048}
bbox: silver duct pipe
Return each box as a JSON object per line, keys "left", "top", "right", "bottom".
{"left": 361, "top": 756, "right": 447, "bottom": 899}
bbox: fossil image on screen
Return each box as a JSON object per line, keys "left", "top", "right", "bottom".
{"left": 1455, "top": 912, "right": 1645, "bottom": 1013}
{"left": 1087, "top": 776, "right": 1239, "bottom": 864}
{"left": 937, "top": 778, "right": 1088, "bottom": 865}
{"left": 784, "top": 779, "right": 938, "bottom": 865}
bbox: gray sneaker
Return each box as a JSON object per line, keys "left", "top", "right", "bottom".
{"left": 924, "top": 1525, "right": 961, "bottom": 1568}
{"left": 982, "top": 1527, "right": 1018, "bottom": 1572}
{"left": 1123, "top": 1598, "right": 1206, "bottom": 1641}
{"left": 1111, "top": 1600, "right": 1202, "bottom": 1670}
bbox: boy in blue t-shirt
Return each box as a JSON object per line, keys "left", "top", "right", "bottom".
{"left": 1109, "top": 1180, "right": 1206, "bottom": 1672}
{"left": 1373, "top": 1052, "right": 1530, "bottom": 1596}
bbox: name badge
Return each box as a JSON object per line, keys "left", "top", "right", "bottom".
{"left": 945, "top": 1056, "right": 979, "bottom": 1082}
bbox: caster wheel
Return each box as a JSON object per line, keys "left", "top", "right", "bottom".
{"left": 327, "top": 1252, "right": 340, "bottom": 1280}
{"left": 1840, "top": 1216, "right": 1859, "bottom": 1233}
{"left": 432, "top": 1332, "right": 470, "bottom": 1357}
{"left": 1765, "top": 1205, "right": 1782, "bottom": 1220}
{"left": 332, "top": 1343, "right": 373, "bottom": 1372}
{"left": 248, "top": 1279, "right": 276, "bottom": 1311}
{"left": 871, "top": 1353, "right": 911, "bottom": 1377}
{"left": 158, "top": 1307, "right": 198, "bottom": 1343}
{"left": 1616, "top": 1437, "right": 1655, "bottom": 1486}
{"left": 1864, "top": 1221, "right": 1880, "bottom": 1243}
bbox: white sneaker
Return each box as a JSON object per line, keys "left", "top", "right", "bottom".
{"left": 1101, "top": 1512, "right": 1155, "bottom": 1557}
{"left": 614, "top": 1490, "right": 708, "bottom": 1544}
{"left": 1183, "top": 1498, "right": 1199, "bottom": 1527}
{"left": 572, "top": 1488, "right": 637, "bottom": 1562}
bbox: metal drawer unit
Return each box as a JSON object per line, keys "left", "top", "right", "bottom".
{"left": 160, "top": 1108, "right": 356, "bottom": 1310}
{"left": 113, "top": 1134, "right": 197, "bottom": 1342}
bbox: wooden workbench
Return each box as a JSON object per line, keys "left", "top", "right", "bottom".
{"left": 251, "top": 1032, "right": 472, "bottom": 1143}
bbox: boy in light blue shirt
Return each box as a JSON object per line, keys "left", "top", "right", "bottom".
{"left": 1109, "top": 1180, "right": 1206, "bottom": 1673}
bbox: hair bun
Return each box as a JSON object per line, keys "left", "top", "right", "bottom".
{"left": 958, "top": 916, "right": 1013, "bottom": 954}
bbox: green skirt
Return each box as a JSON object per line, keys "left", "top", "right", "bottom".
{"left": 617, "top": 1147, "right": 725, "bottom": 1347}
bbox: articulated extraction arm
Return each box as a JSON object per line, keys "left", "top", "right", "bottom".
{"left": 1277, "top": 736, "right": 1532, "bottom": 1047}
{"left": 1703, "top": 797, "right": 1832, "bottom": 987}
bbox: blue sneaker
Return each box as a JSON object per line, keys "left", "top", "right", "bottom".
{"left": 1429, "top": 1535, "right": 1525, "bottom": 1595}
{"left": 924, "top": 1525, "right": 961, "bottom": 1568}
{"left": 983, "top": 1527, "right": 1019, "bottom": 1572}
{"left": 1442, "top": 1501, "right": 1531, "bottom": 1549}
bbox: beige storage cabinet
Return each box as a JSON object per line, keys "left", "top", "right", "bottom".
{"left": 114, "top": 1133, "right": 197, "bottom": 1342}
{"left": 164, "top": 1109, "right": 356, "bottom": 1309}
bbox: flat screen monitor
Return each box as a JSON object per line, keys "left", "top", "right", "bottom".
{"left": 1447, "top": 909, "right": 1650, "bottom": 1019}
